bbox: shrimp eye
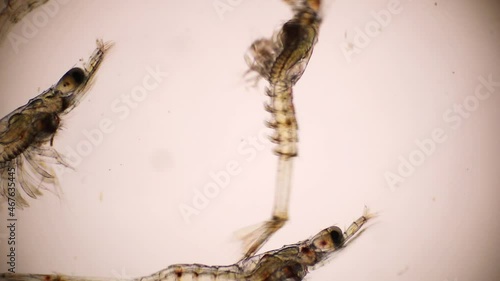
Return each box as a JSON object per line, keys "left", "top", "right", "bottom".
{"left": 312, "top": 226, "right": 344, "bottom": 251}
{"left": 329, "top": 226, "right": 344, "bottom": 248}
{"left": 66, "top": 68, "right": 86, "bottom": 85}
{"left": 282, "top": 22, "right": 302, "bottom": 44}
{"left": 55, "top": 68, "right": 86, "bottom": 94}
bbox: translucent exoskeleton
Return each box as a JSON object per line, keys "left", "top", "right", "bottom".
{"left": 0, "top": 39, "right": 112, "bottom": 208}
{"left": 241, "top": 0, "right": 322, "bottom": 258}
{"left": 0, "top": 209, "right": 373, "bottom": 281}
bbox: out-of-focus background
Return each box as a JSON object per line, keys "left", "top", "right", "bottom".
{"left": 0, "top": 0, "right": 499, "bottom": 280}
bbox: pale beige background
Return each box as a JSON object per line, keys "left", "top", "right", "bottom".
{"left": 0, "top": 1, "right": 499, "bottom": 281}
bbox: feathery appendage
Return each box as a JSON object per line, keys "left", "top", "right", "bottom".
{"left": 0, "top": 39, "right": 112, "bottom": 208}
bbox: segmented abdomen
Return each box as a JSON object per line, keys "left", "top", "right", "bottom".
{"left": 136, "top": 259, "right": 306, "bottom": 281}
{"left": 266, "top": 82, "right": 298, "bottom": 158}
{"left": 137, "top": 264, "right": 243, "bottom": 281}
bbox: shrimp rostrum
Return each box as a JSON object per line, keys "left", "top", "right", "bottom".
{"left": 0, "top": 39, "right": 112, "bottom": 208}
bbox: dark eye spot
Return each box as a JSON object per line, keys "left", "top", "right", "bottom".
{"left": 55, "top": 68, "right": 86, "bottom": 94}
{"left": 282, "top": 22, "right": 304, "bottom": 45}
{"left": 330, "top": 226, "right": 344, "bottom": 247}
{"left": 283, "top": 22, "right": 301, "bottom": 37}
{"left": 66, "top": 68, "right": 86, "bottom": 86}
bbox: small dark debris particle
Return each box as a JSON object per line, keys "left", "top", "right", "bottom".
{"left": 435, "top": 2, "right": 437, "bottom": 6}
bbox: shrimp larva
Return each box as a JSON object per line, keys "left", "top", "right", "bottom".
{"left": 241, "top": 0, "right": 322, "bottom": 258}
{"left": 0, "top": 39, "right": 112, "bottom": 208}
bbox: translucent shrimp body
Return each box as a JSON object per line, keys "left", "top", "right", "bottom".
{"left": 242, "top": 0, "right": 322, "bottom": 257}
{"left": 0, "top": 40, "right": 112, "bottom": 207}
{"left": 0, "top": 209, "right": 372, "bottom": 281}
